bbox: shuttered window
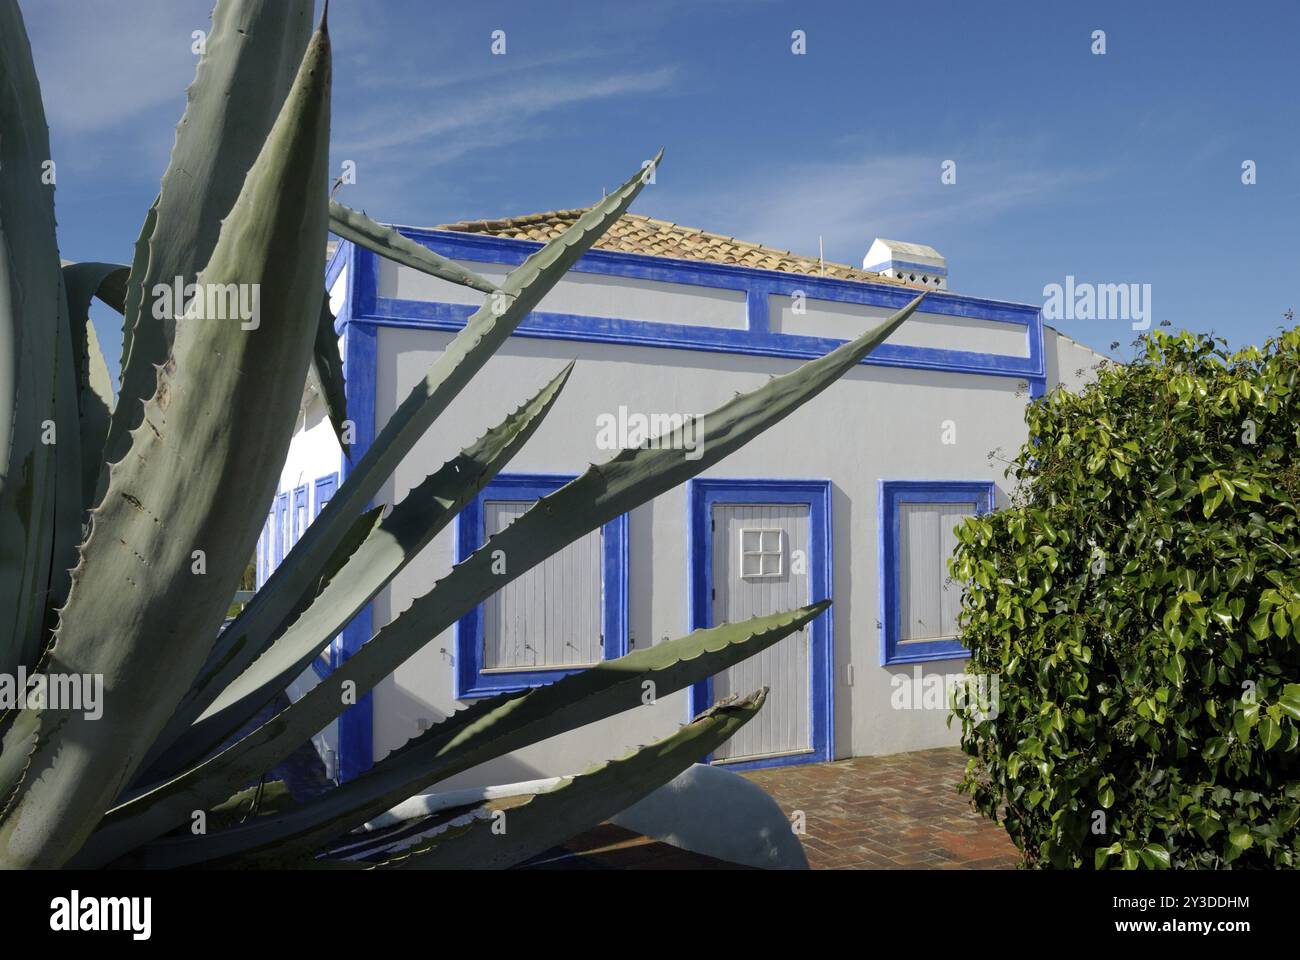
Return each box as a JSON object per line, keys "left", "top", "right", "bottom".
{"left": 898, "top": 501, "right": 975, "bottom": 643}
{"left": 880, "top": 480, "right": 995, "bottom": 664}
{"left": 455, "top": 474, "right": 628, "bottom": 698}
{"left": 482, "top": 500, "right": 604, "bottom": 671}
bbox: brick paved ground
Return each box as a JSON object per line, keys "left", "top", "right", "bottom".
{"left": 742, "top": 747, "right": 1021, "bottom": 869}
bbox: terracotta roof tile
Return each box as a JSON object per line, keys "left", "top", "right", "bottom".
{"left": 434, "top": 209, "right": 924, "bottom": 289}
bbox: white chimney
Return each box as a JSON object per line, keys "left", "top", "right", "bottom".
{"left": 863, "top": 238, "right": 947, "bottom": 290}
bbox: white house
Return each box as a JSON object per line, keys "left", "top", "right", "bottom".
{"left": 260, "top": 208, "right": 1103, "bottom": 787}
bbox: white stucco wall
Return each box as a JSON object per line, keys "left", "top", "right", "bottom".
{"left": 365, "top": 328, "right": 1047, "bottom": 789}
{"left": 1044, "top": 326, "right": 1109, "bottom": 395}
{"left": 771, "top": 295, "right": 1030, "bottom": 356}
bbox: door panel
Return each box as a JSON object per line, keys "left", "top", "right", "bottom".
{"left": 711, "top": 503, "right": 812, "bottom": 761}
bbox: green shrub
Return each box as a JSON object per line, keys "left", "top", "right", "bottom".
{"left": 950, "top": 329, "right": 1300, "bottom": 869}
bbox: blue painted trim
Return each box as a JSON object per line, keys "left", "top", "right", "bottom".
{"left": 256, "top": 516, "right": 267, "bottom": 588}
{"left": 263, "top": 510, "right": 275, "bottom": 585}
{"left": 336, "top": 241, "right": 376, "bottom": 782}
{"left": 340, "top": 227, "right": 1045, "bottom": 383}
{"left": 314, "top": 473, "right": 339, "bottom": 516}
{"left": 292, "top": 485, "right": 309, "bottom": 545}
{"left": 274, "top": 493, "right": 289, "bottom": 567}
{"left": 325, "top": 238, "right": 349, "bottom": 298}
{"left": 863, "top": 259, "right": 948, "bottom": 277}
{"left": 453, "top": 473, "right": 629, "bottom": 699}
{"left": 686, "top": 478, "right": 834, "bottom": 769}
{"left": 878, "top": 480, "right": 996, "bottom": 665}
{"left": 309, "top": 473, "right": 341, "bottom": 681}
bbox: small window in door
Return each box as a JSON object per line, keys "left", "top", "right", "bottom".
{"left": 739, "top": 527, "right": 783, "bottom": 579}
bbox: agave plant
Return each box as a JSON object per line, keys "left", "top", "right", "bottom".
{"left": 0, "top": 0, "right": 919, "bottom": 869}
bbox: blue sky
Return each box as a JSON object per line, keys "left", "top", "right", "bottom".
{"left": 22, "top": 0, "right": 1299, "bottom": 380}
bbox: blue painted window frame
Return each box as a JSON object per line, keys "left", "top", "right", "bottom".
{"left": 256, "top": 516, "right": 268, "bottom": 588}
{"left": 263, "top": 511, "right": 275, "bottom": 584}
{"left": 687, "top": 478, "right": 834, "bottom": 770}
{"left": 274, "top": 493, "right": 289, "bottom": 567}
{"left": 314, "top": 473, "right": 338, "bottom": 516}
{"left": 292, "top": 485, "right": 309, "bottom": 545}
{"left": 309, "top": 472, "right": 341, "bottom": 680}
{"left": 878, "top": 480, "right": 995, "bottom": 665}
{"left": 453, "top": 473, "right": 629, "bottom": 699}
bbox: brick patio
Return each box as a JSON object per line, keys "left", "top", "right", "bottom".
{"left": 741, "top": 746, "right": 1021, "bottom": 869}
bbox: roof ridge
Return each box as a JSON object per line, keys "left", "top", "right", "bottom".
{"left": 429, "top": 208, "right": 924, "bottom": 290}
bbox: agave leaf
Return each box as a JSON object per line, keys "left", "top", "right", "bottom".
{"left": 611, "top": 762, "right": 810, "bottom": 868}
{"left": 116, "top": 199, "right": 157, "bottom": 394}
{"left": 0, "top": 0, "right": 68, "bottom": 679}
{"left": 144, "top": 363, "right": 573, "bottom": 778}
{"left": 312, "top": 292, "right": 349, "bottom": 453}
{"left": 63, "top": 260, "right": 128, "bottom": 315}
{"left": 61, "top": 262, "right": 128, "bottom": 510}
{"left": 134, "top": 502, "right": 386, "bottom": 787}
{"left": 83, "top": 605, "right": 822, "bottom": 868}
{"left": 0, "top": 18, "right": 333, "bottom": 868}
{"left": 77, "top": 294, "right": 916, "bottom": 866}
{"left": 98, "top": 0, "right": 314, "bottom": 498}
{"left": 328, "top": 201, "right": 498, "bottom": 295}
{"left": 365, "top": 691, "right": 766, "bottom": 870}
{"left": 182, "top": 153, "right": 661, "bottom": 732}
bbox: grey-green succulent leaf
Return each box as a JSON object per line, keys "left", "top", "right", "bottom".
{"left": 367, "top": 691, "right": 767, "bottom": 870}
{"left": 115, "top": 200, "right": 156, "bottom": 393}
{"left": 134, "top": 502, "right": 387, "bottom": 787}
{"left": 62, "top": 260, "right": 128, "bottom": 315}
{"left": 0, "top": 0, "right": 70, "bottom": 681}
{"left": 99, "top": 0, "right": 314, "bottom": 498}
{"left": 145, "top": 362, "right": 573, "bottom": 780}
{"left": 328, "top": 201, "right": 498, "bottom": 295}
{"left": 312, "top": 292, "right": 350, "bottom": 454}
{"left": 0, "top": 16, "right": 333, "bottom": 868}
{"left": 178, "top": 152, "right": 661, "bottom": 738}
{"left": 61, "top": 262, "right": 128, "bottom": 511}
{"left": 82, "top": 603, "right": 823, "bottom": 868}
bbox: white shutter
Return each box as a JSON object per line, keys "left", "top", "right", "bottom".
{"left": 482, "top": 500, "right": 604, "bottom": 671}
{"left": 938, "top": 503, "right": 971, "bottom": 638}
{"left": 899, "top": 501, "right": 975, "bottom": 642}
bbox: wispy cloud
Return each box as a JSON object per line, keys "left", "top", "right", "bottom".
{"left": 657, "top": 148, "right": 1104, "bottom": 266}
{"left": 26, "top": 0, "right": 207, "bottom": 137}
{"left": 335, "top": 66, "right": 677, "bottom": 156}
